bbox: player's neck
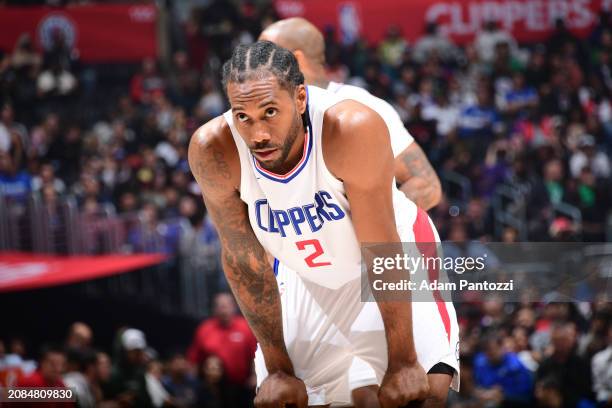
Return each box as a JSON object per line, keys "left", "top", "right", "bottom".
{"left": 306, "top": 66, "right": 330, "bottom": 89}
{"left": 310, "top": 76, "right": 330, "bottom": 89}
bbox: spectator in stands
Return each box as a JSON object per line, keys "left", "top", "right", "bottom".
{"left": 474, "top": 20, "right": 518, "bottom": 64}
{"left": 28, "top": 112, "right": 59, "bottom": 160}
{"left": 569, "top": 134, "right": 611, "bottom": 179}
{"left": 535, "top": 376, "right": 564, "bottom": 408}
{"left": 543, "top": 159, "right": 565, "bottom": 206}
{"left": 187, "top": 293, "right": 257, "bottom": 406}
{"left": 130, "top": 58, "right": 165, "bottom": 105}
{"left": 107, "top": 328, "right": 153, "bottom": 407}
{"left": 63, "top": 348, "right": 97, "bottom": 408}
{"left": 65, "top": 322, "right": 93, "bottom": 351}
{"left": 473, "top": 332, "right": 533, "bottom": 406}
{"left": 0, "top": 150, "right": 31, "bottom": 204}
{"left": 592, "top": 324, "right": 612, "bottom": 406}
{"left": 161, "top": 352, "right": 199, "bottom": 408}
{"left": 578, "top": 311, "right": 610, "bottom": 360}
{"left": 537, "top": 321, "right": 593, "bottom": 408}
{"left": 95, "top": 352, "right": 117, "bottom": 407}
{"left": 16, "top": 344, "right": 67, "bottom": 388}
{"left": 412, "top": 21, "right": 457, "bottom": 64}
{"left": 510, "top": 326, "right": 540, "bottom": 372}
{"left": 11, "top": 33, "right": 41, "bottom": 73}
{"left": 0, "top": 107, "right": 23, "bottom": 172}
{"left": 167, "top": 50, "right": 200, "bottom": 112}
{"left": 378, "top": 25, "right": 408, "bottom": 68}
{"left": 144, "top": 358, "right": 172, "bottom": 408}
{"left": 32, "top": 161, "right": 66, "bottom": 195}
{"left": 195, "top": 78, "right": 225, "bottom": 122}
{"left": 500, "top": 71, "right": 538, "bottom": 118}
{"left": 37, "top": 59, "right": 77, "bottom": 100}
{"left": 196, "top": 354, "right": 240, "bottom": 408}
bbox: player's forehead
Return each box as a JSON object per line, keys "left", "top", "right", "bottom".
{"left": 228, "top": 76, "right": 289, "bottom": 109}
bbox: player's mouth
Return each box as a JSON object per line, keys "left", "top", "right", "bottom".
{"left": 252, "top": 148, "right": 278, "bottom": 160}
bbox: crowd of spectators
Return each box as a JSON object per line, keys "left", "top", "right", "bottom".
{"left": 1, "top": 1, "right": 610, "bottom": 248}
{"left": 0, "top": 293, "right": 257, "bottom": 407}
{"left": 1, "top": 0, "right": 611, "bottom": 407}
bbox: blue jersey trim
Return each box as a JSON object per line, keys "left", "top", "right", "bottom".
{"left": 273, "top": 258, "right": 279, "bottom": 277}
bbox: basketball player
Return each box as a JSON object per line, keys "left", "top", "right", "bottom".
{"left": 259, "top": 18, "right": 458, "bottom": 406}
{"left": 188, "top": 41, "right": 459, "bottom": 407}
{"left": 259, "top": 17, "right": 441, "bottom": 210}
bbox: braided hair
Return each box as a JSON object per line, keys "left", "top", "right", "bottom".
{"left": 221, "top": 40, "right": 305, "bottom": 93}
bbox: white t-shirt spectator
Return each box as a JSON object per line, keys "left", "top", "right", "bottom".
{"left": 592, "top": 346, "right": 612, "bottom": 403}
{"left": 37, "top": 69, "right": 77, "bottom": 95}
{"left": 570, "top": 150, "right": 611, "bottom": 178}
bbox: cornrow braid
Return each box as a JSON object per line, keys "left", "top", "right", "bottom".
{"left": 222, "top": 40, "right": 305, "bottom": 93}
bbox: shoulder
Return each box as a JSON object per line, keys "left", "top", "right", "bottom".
{"left": 322, "top": 100, "right": 392, "bottom": 181}
{"left": 188, "top": 115, "right": 240, "bottom": 192}
{"left": 323, "top": 99, "right": 388, "bottom": 143}
{"left": 188, "top": 115, "right": 233, "bottom": 156}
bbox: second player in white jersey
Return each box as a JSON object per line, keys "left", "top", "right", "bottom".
{"left": 327, "top": 81, "right": 414, "bottom": 157}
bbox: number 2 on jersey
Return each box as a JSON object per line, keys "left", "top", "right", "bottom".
{"left": 295, "top": 239, "right": 331, "bottom": 267}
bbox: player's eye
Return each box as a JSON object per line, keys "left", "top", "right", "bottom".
{"left": 265, "top": 108, "right": 277, "bottom": 118}
{"left": 236, "top": 113, "right": 249, "bottom": 122}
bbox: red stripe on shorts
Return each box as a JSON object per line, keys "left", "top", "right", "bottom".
{"left": 412, "top": 208, "right": 451, "bottom": 343}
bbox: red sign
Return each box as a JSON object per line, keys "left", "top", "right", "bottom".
{"left": 0, "top": 4, "right": 157, "bottom": 62}
{"left": 0, "top": 251, "right": 166, "bottom": 292}
{"left": 275, "top": 0, "right": 606, "bottom": 45}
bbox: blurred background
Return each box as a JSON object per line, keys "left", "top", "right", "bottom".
{"left": 0, "top": 0, "right": 611, "bottom": 407}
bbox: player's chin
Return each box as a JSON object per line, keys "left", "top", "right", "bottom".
{"left": 254, "top": 151, "right": 282, "bottom": 169}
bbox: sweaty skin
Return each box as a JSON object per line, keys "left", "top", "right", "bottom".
{"left": 189, "top": 76, "right": 429, "bottom": 407}
{"left": 260, "top": 17, "right": 442, "bottom": 210}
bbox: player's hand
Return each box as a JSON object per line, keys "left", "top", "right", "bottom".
{"left": 378, "top": 362, "right": 430, "bottom": 408}
{"left": 254, "top": 371, "right": 308, "bottom": 408}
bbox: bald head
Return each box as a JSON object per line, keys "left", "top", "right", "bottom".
{"left": 260, "top": 18, "right": 326, "bottom": 66}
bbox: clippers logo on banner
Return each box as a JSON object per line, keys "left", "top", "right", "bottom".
{"left": 38, "top": 13, "right": 77, "bottom": 52}
{"left": 0, "top": 4, "right": 157, "bottom": 62}
{"left": 275, "top": 0, "right": 607, "bottom": 45}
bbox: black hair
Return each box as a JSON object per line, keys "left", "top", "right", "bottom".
{"left": 221, "top": 41, "right": 304, "bottom": 94}
{"left": 38, "top": 343, "right": 65, "bottom": 363}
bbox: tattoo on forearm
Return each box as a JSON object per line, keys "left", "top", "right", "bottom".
{"left": 192, "top": 145, "right": 285, "bottom": 351}
{"left": 399, "top": 146, "right": 440, "bottom": 209}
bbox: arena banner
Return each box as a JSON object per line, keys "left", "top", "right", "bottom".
{"left": 0, "top": 4, "right": 157, "bottom": 62}
{"left": 274, "top": 0, "right": 607, "bottom": 45}
{"left": 0, "top": 251, "right": 166, "bottom": 293}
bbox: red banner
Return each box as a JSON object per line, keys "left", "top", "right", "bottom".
{"left": 0, "top": 4, "right": 157, "bottom": 62}
{"left": 0, "top": 251, "right": 166, "bottom": 293}
{"left": 275, "top": 0, "right": 606, "bottom": 45}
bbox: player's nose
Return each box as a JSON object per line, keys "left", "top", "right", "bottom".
{"left": 251, "top": 122, "right": 272, "bottom": 144}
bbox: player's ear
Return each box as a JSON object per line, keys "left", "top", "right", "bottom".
{"left": 295, "top": 84, "right": 307, "bottom": 115}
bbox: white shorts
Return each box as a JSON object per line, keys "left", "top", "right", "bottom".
{"left": 255, "top": 209, "right": 460, "bottom": 406}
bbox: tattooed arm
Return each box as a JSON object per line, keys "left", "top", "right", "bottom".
{"left": 394, "top": 143, "right": 442, "bottom": 210}
{"left": 187, "top": 117, "right": 294, "bottom": 376}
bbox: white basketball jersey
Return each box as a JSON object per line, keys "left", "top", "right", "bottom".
{"left": 223, "top": 86, "right": 417, "bottom": 289}
{"left": 327, "top": 81, "right": 414, "bottom": 157}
